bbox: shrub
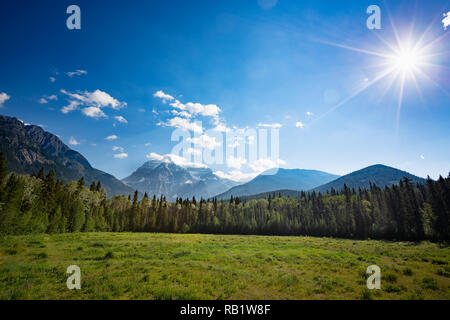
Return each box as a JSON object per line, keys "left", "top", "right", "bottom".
{"left": 436, "top": 269, "right": 450, "bottom": 278}
{"left": 5, "top": 248, "right": 18, "bottom": 255}
{"left": 420, "top": 277, "right": 438, "bottom": 290}
{"left": 36, "top": 252, "right": 48, "bottom": 259}
{"left": 360, "top": 289, "right": 374, "bottom": 300}
{"left": 103, "top": 251, "right": 115, "bottom": 259}
{"left": 402, "top": 268, "right": 413, "bottom": 276}
{"left": 384, "top": 273, "right": 397, "bottom": 283}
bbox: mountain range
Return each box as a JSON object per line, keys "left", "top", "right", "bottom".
{"left": 312, "top": 164, "right": 426, "bottom": 193}
{"left": 225, "top": 164, "right": 427, "bottom": 201}
{"left": 122, "top": 158, "right": 238, "bottom": 201}
{"left": 0, "top": 114, "right": 429, "bottom": 201}
{"left": 0, "top": 115, "right": 135, "bottom": 197}
{"left": 214, "top": 168, "right": 340, "bottom": 200}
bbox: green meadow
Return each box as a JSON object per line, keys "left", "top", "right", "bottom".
{"left": 0, "top": 232, "right": 449, "bottom": 300}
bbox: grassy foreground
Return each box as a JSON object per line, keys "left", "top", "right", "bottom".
{"left": 0, "top": 232, "right": 449, "bottom": 300}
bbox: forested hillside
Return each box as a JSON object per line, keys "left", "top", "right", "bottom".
{"left": 0, "top": 152, "right": 448, "bottom": 241}
{"left": 0, "top": 115, "right": 135, "bottom": 197}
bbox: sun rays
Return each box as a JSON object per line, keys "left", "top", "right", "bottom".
{"left": 311, "top": 7, "right": 449, "bottom": 133}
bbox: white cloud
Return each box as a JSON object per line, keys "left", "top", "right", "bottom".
{"left": 187, "top": 134, "right": 221, "bottom": 150}
{"left": 105, "top": 135, "right": 118, "bottom": 140}
{"left": 171, "top": 110, "right": 192, "bottom": 118}
{"left": 213, "top": 123, "right": 231, "bottom": 132}
{"left": 226, "top": 157, "right": 247, "bottom": 170}
{"left": 82, "top": 106, "right": 107, "bottom": 119}
{"left": 144, "top": 142, "right": 152, "bottom": 147}
{"left": 248, "top": 158, "right": 286, "bottom": 173}
{"left": 306, "top": 111, "right": 313, "bottom": 116}
{"left": 296, "top": 122, "right": 304, "bottom": 128}
{"left": 153, "top": 90, "right": 175, "bottom": 103}
{"left": 61, "top": 100, "right": 81, "bottom": 114}
{"left": 186, "top": 147, "right": 202, "bottom": 156}
{"left": 61, "top": 89, "right": 126, "bottom": 116}
{"left": 146, "top": 152, "right": 207, "bottom": 168}
{"left": 114, "top": 153, "right": 128, "bottom": 159}
{"left": 113, "top": 146, "right": 124, "bottom": 152}
{"left": 0, "top": 92, "right": 11, "bottom": 107}
{"left": 69, "top": 136, "right": 80, "bottom": 145}
{"left": 159, "top": 117, "right": 203, "bottom": 133}
{"left": 213, "top": 170, "right": 258, "bottom": 182}
{"left": 49, "top": 77, "right": 56, "bottom": 83}
{"left": 443, "top": 11, "right": 450, "bottom": 30}
{"left": 39, "top": 95, "right": 58, "bottom": 104}
{"left": 114, "top": 115, "right": 128, "bottom": 124}
{"left": 420, "top": 155, "right": 425, "bottom": 160}
{"left": 66, "top": 69, "right": 88, "bottom": 77}
{"left": 258, "top": 123, "right": 282, "bottom": 129}
{"left": 170, "top": 100, "right": 221, "bottom": 119}
{"left": 228, "top": 136, "right": 243, "bottom": 148}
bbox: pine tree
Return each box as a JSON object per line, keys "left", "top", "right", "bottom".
{"left": 78, "top": 177, "right": 85, "bottom": 189}
{"left": 36, "top": 168, "right": 45, "bottom": 180}
{"left": 0, "top": 151, "right": 8, "bottom": 190}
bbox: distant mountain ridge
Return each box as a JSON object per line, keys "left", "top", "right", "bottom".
{"left": 214, "top": 168, "right": 340, "bottom": 200}
{"left": 215, "top": 165, "right": 427, "bottom": 201}
{"left": 0, "top": 114, "right": 135, "bottom": 197}
{"left": 122, "top": 158, "right": 238, "bottom": 201}
{"left": 312, "top": 164, "right": 426, "bottom": 193}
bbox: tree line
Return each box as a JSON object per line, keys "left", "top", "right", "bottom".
{"left": 0, "top": 152, "right": 448, "bottom": 241}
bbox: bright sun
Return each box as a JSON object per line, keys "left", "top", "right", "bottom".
{"left": 315, "top": 10, "right": 449, "bottom": 132}
{"left": 391, "top": 47, "right": 423, "bottom": 73}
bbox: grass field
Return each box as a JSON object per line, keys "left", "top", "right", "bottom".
{"left": 0, "top": 232, "right": 449, "bottom": 300}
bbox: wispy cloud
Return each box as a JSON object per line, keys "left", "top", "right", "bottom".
{"left": 114, "top": 153, "right": 128, "bottom": 159}
{"left": 226, "top": 157, "right": 247, "bottom": 170}
{"left": 443, "top": 11, "right": 450, "bottom": 30}
{"left": 187, "top": 134, "right": 221, "bottom": 150}
{"left": 158, "top": 117, "right": 203, "bottom": 133}
{"left": 105, "top": 135, "right": 118, "bottom": 140}
{"left": 248, "top": 158, "right": 286, "bottom": 173}
{"left": 258, "top": 123, "right": 282, "bottom": 129}
{"left": 213, "top": 170, "right": 258, "bottom": 182}
{"left": 66, "top": 69, "right": 88, "bottom": 77}
{"left": 296, "top": 121, "right": 305, "bottom": 128}
{"left": 114, "top": 115, "right": 128, "bottom": 124}
{"left": 39, "top": 94, "right": 58, "bottom": 104}
{"left": 170, "top": 100, "right": 221, "bottom": 120}
{"left": 153, "top": 90, "right": 175, "bottom": 103}
{"left": 146, "top": 152, "right": 207, "bottom": 168}
{"left": 112, "top": 146, "right": 124, "bottom": 152}
{"left": 49, "top": 77, "right": 56, "bottom": 83}
{"left": 0, "top": 92, "right": 10, "bottom": 108}
{"left": 69, "top": 136, "right": 80, "bottom": 145}
{"left": 61, "top": 89, "right": 126, "bottom": 118}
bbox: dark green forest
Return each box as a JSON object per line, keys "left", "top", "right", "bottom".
{"left": 0, "top": 152, "right": 448, "bottom": 241}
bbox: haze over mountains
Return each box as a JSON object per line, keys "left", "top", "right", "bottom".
{"left": 0, "top": 114, "right": 429, "bottom": 201}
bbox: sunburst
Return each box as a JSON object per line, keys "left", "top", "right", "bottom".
{"left": 311, "top": 8, "right": 449, "bottom": 132}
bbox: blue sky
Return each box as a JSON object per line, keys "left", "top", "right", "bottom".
{"left": 0, "top": 0, "right": 449, "bottom": 181}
